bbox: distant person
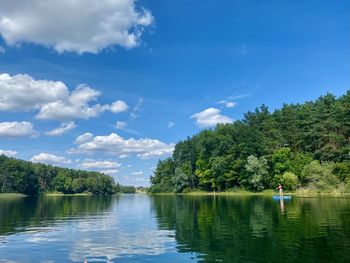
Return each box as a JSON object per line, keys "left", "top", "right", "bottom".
{"left": 277, "top": 184, "right": 283, "bottom": 197}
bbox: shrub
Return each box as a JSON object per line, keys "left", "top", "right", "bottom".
{"left": 282, "top": 172, "right": 298, "bottom": 191}
{"left": 301, "top": 161, "right": 339, "bottom": 192}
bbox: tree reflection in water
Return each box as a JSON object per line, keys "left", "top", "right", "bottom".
{"left": 151, "top": 195, "right": 350, "bottom": 263}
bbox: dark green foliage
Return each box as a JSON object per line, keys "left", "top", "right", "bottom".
{"left": 150, "top": 91, "right": 350, "bottom": 192}
{"left": 333, "top": 161, "right": 350, "bottom": 181}
{"left": 281, "top": 172, "right": 299, "bottom": 191}
{"left": 113, "top": 184, "right": 136, "bottom": 194}
{"left": 0, "top": 155, "right": 116, "bottom": 195}
{"left": 301, "top": 161, "right": 339, "bottom": 192}
{"left": 149, "top": 158, "right": 175, "bottom": 193}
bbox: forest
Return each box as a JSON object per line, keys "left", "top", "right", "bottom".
{"left": 0, "top": 155, "right": 119, "bottom": 195}
{"left": 149, "top": 91, "right": 350, "bottom": 193}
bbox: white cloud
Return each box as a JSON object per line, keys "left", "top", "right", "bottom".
{"left": 115, "top": 121, "right": 127, "bottom": 130}
{"left": 226, "top": 102, "right": 236, "bottom": 108}
{"left": 73, "top": 132, "right": 174, "bottom": 159}
{"left": 81, "top": 160, "right": 121, "bottom": 169}
{"left": 168, "top": 121, "right": 175, "bottom": 128}
{"left": 114, "top": 121, "right": 140, "bottom": 136}
{"left": 110, "top": 100, "right": 129, "bottom": 113}
{"left": 0, "top": 149, "right": 17, "bottom": 157}
{"left": 191, "top": 107, "right": 233, "bottom": 128}
{"left": 131, "top": 171, "right": 143, "bottom": 176}
{"left": 0, "top": 121, "right": 37, "bottom": 137}
{"left": 118, "top": 154, "right": 129, "bottom": 159}
{"left": 0, "top": 0, "right": 154, "bottom": 54}
{"left": 101, "top": 169, "right": 119, "bottom": 175}
{"left": 35, "top": 85, "right": 107, "bottom": 120}
{"left": 130, "top": 97, "right": 143, "bottom": 119}
{"left": 30, "top": 153, "right": 71, "bottom": 165}
{"left": 74, "top": 132, "right": 94, "bottom": 144}
{"left": 0, "top": 73, "right": 128, "bottom": 120}
{"left": 0, "top": 73, "right": 68, "bottom": 111}
{"left": 218, "top": 100, "right": 237, "bottom": 108}
{"left": 45, "top": 121, "right": 76, "bottom": 136}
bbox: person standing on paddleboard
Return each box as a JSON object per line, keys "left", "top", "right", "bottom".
{"left": 277, "top": 184, "right": 283, "bottom": 197}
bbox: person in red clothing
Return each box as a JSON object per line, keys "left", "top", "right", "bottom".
{"left": 277, "top": 183, "right": 283, "bottom": 197}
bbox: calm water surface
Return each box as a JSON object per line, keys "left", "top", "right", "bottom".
{"left": 0, "top": 194, "right": 350, "bottom": 262}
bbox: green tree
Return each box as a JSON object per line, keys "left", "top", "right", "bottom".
{"left": 301, "top": 161, "right": 339, "bottom": 192}
{"left": 282, "top": 172, "right": 299, "bottom": 190}
{"left": 244, "top": 155, "right": 269, "bottom": 191}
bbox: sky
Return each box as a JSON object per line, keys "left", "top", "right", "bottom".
{"left": 0, "top": 0, "right": 349, "bottom": 186}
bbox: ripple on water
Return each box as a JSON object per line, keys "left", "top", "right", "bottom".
{"left": 1, "top": 195, "right": 350, "bottom": 262}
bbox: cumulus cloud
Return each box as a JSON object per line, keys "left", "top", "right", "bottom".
{"left": 191, "top": 108, "right": 233, "bottom": 128}
{"left": 30, "top": 153, "right": 71, "bottom": 165}
{"left": 0, "top": 73, "right": 128, "bottom": 120}
{"left": 74, "top": 132, "right": 94, "bottom": 144}
{"left": 0, "top": 73, "right": 68, "bottom": 112}
{"left": 45, "top": 121, "right": 76, "bottom": 136}
{"left": 0, "top": 149, "right": 17, "bottom": 157}
{"left": 73, "top": 132, "right": 174, "bottom": 159}
{"left": 0, "top": 0, "right": 154, "bottom": 54}
{"left": 81, "top": 159, "right": 121, "bottom": 169}
{"left": 0, "top": 121, "right": 37, "bottom": 137}
{"left": 35, "top": 85, "right": 113, "bottom": 120}
{"left": 110, "top": 101, "right": 129, "bottom": 113}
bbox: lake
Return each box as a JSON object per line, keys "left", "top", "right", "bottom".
{"left": 0, "top": 194, "right": 350, "bottom": 263}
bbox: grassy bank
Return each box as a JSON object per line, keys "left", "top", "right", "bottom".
{"left": 44, "top": 191, "right": 93, "bottom": 196}
{"left": 295, "top": 188, "right": 350, "bottom": 197}
{"left": 150, "top": 189, "right": 292, "bottom": 196}
{"left": 0, "top": 193, "right": 27, "bottom": 198}
{"left": 150, "top": 189, "right": 350, "bottom": 197}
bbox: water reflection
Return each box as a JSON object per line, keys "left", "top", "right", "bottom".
{"left": 0, "top": 195, "right": 194, "bottom": 263}
{"left": 279, "top": 198, "right": 285, "bottom": 213}
{"left": 151, "top": 195, "right": 350, "bottom": 263}
{"left": 1, "top": 195, "right": 350, "bottom": 262}
{"left": 68, "top": 195, "right": 177, "bottom": 262}
{"left": 0, "top": 195, "right": 112, "bottom": 236}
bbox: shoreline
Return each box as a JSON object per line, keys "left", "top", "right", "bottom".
{"left": 2, "top": 190, "right": 350, "bottom": 198}
{"left": 148, "top": 189, "right": 350, "bottom": 198}
{"left": 44, "top": 192, "right": 93, "bottom": 196}
{"left": 0, "top": 193, "right": 27, "bottom": 198}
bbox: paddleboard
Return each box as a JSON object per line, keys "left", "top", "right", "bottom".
{"left": 272, "top": 195, "right": 292, "bottom": 200}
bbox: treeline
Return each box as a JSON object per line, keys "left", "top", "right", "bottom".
{"left": 114, "top": 183, "right": 136, "bottom": 194}
{"left": 150, "top": 91, "right": 350, "bottom": 193}
{"left": 0, "top": 155, "right": 115, "bottom": 195}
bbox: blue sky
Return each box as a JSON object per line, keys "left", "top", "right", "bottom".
{"left": 0, "top": 0, "right": 349, "bottom": 186}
